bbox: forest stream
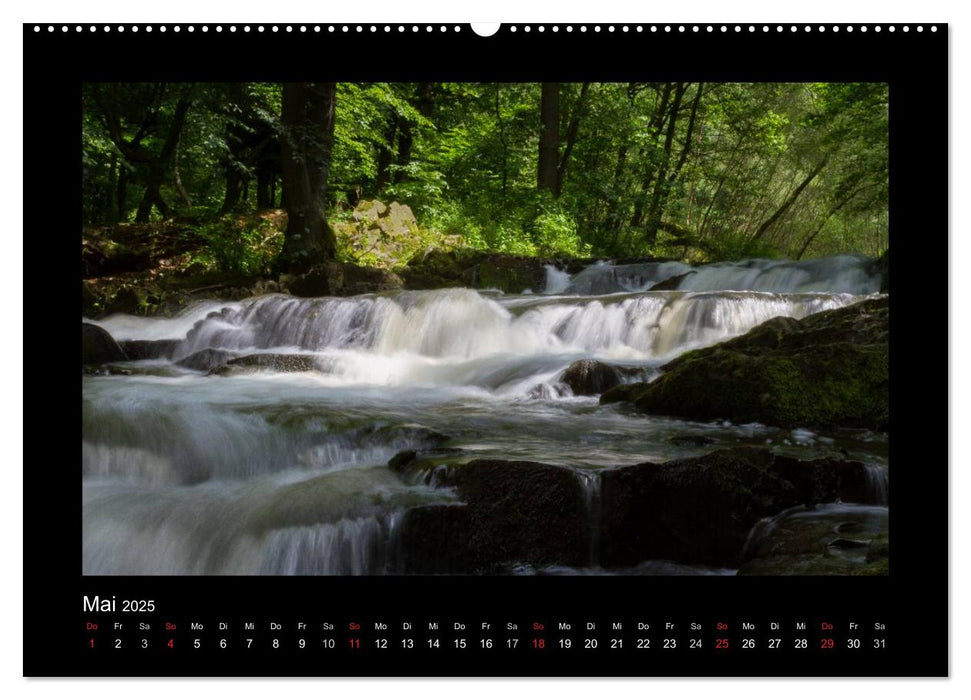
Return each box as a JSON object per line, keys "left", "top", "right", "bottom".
{"left": 82, "top": 254, "right": 889, "bottom": 576}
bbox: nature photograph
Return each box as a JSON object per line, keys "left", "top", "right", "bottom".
{"left": 81, "top": 81, "right": 890, "bottom": 576}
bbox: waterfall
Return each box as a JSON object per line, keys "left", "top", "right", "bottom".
{"left": 83, "top": 253, "right": 886, "bottom": 576}
{"left": 96, "top": 288, "right": 864, "bottom": 377}
{"left": 259, "top": 516, "right": 391, "bottom": 575}
{"left": 542, "top": 264, "right": 572, "bottom": 294}
{"left": 576, "top": 471, "right": 603, "bottom": 567}
{"left": 547, "top": 255, "right": 881, "bottom": 296}
{"left": 863, "top": 464, "right": 889, "bottom": 505}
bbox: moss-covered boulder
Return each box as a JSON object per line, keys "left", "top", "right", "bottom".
{"left": 82, "top": 323, "right": 127, "bottom": 366}
{"left": 402, "top": 249, "right": 548, "bottom": 294}
{"left": 284, "top": 261, "right": 403, "bottom": 298}
{"left": 599, "top": 447, "right": 866, "bottom": 568}
{"left": 601, "top": 297, "right": 888, "bottom": 430}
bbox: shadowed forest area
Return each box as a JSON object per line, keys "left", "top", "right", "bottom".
{"left": 82, "top": 82, "right": 887, "bottom": 314}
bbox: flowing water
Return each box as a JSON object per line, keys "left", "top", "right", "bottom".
{"left": 83, "top": 255, "right": 888, "bottom": 575}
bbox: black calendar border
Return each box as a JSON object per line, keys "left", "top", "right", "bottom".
{"left": 23, "top": 23, "right": 948, "bottom": 677}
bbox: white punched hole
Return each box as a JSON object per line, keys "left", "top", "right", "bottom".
{"left": 471, "top": 23, "right": 500, "bottom": 37}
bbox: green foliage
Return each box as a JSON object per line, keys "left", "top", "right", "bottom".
{"left": 83, "top": 81, "right": 889, "bottom": 269}
{"left": 190, "top": 217, "right": 283, "bottom": 276}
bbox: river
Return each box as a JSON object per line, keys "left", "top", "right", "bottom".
{"left": 82, "top": 254, "right": 888, "bottom": 575}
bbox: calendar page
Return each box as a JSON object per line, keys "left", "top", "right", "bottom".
{"left": 23, "top": 21, "right": 946, "bottom": 677}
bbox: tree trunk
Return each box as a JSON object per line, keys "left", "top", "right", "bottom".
{"left": 642, "top": 83, "right": 687, "bottom": 243}
{"left": 495, "top": 84, "right": 508, "bottom": 197}
{"left": 394, "top": 119, "right": 413, "bottom": 184}
{"left": 794, "top": 186, "right": 866, "bottom": 259}
{"left": 393, "top": 83, "right": 433, "bottom": 185}
{"left": 133, "top": 97, "right": 191, "bottom": 222}
{"left": 554, "top": 82, "right": 590, "bottom": 197}
{"left": 107, "top": 153, "right": 118, "bottom": 223}
{"left": 375, "top": 115, "right": 397, "bottom": 191}
{"left": 752, "top": 156, "right": 830, "bottom": 242}
{"left": 645, "top": 83, "right": 703, "bottom": 243}
{"left": 537, "top": 82, "right": 560, "bottom": 193}
{"left": 173, "top": 135, "right": 192, "bottom": 208}
{"left": 256, "top": 161, "right": 275, "bottom": 209}
{"left": 116, "top": 166, "right": 129, "bottom": 222}
{"left": 219, "top": 165, "right": 245, "bottom": 215}
{"left": 278, "top": 82, "right": 338, "bottom": 272}
{"left": 136, "top": 162, "right": 172, "bottom": 222}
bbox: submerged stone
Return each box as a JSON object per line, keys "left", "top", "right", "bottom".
{"left": 209, "top": 353, "right": 318, "bottom": 375}
{"left": 560, "top": 359, "right": 622, "bottom": 396}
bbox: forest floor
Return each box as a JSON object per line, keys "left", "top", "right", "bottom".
{"left": 81, "top": 202, "right": 615, "bottom": 318}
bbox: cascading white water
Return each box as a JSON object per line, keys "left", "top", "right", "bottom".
{"left": 84, "top": 255, "right": 888, "bottom": 575}
{"left": 547, "top": 254, "right": 880, "bottom": 295}
{"left": 863, "top": 464, "right": 889, "bottom": 505}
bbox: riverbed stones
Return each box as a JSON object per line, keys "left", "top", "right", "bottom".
{"left": 601, "top": 297, "right": 889, "bottom": 431}
{"left": 82, "top": 323, "right": 127, "bottom": 366}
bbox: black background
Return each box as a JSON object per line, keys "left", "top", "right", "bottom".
{"left": 23, "top": 22, "right": 947, "bottom": 677}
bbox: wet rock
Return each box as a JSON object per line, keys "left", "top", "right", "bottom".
{"left": 474, "top": 255, "right": 547, "bottom": 294}
{"left": 869, "top": 249, "right": 889, "bottom": 294}
{"left": 399, "top": 459, "right": 588, "bottom": 573}
{"left": 340, "top": 263, "right": 404, "bottom": 296}
{"left": 649, "top": 271, "right": 696, "bottom": 291}
{"left": 209, "top": 353, "right": 317, "bottom": 375}
{"left": 388, "top": 450, "right": 419, "bottom": 472}
{"left": 601, "top": 297, "right": 889, "bottom": 431}
{"left": 388, "top": 447, "right": 464, "bottom": 478}
{"left": 599, "top": 447, "right": 866, "bottom": 568}
{"left": 399, "top": 504, "right": 473, "bottom": 574}
{"left": 119, "top": 339, "right": 181, "bottom": 361}
{"left": 737, "top": 504, "right": 889, "bottom": 575}
{"left": 669, "top": 435, "right": 716, "bottom": 447}
{"left": 403, "top": 249, "right": 548, "bottom": 294}
{"left": 560, "top": 360, "right": 622, "bottom": 396}
{"left": 287, "top": 261, "right": 403, "bottom": 298}
{"left": 176, "top": 348, "right": 240, "bottom": 372}
{"left": 82, "top": 323, "right": 127, "bottom": 366}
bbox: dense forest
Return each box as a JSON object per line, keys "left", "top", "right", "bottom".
{"left": 83, "top": 81, "right": 888, "bottom": 280}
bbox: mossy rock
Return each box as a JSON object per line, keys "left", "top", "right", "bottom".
{"left": 599, "top": 447, "right": 866, "bottom": 568}
{"left": 602, "top": 298, "right": 888, "bottom": 431}
{"left": 403, "top": 249, "right": 549, "bottom": 294}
